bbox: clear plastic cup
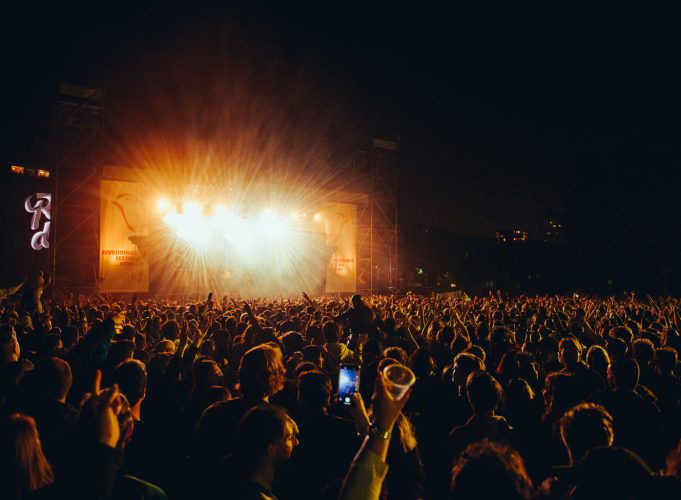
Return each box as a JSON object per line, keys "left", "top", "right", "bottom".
{"left": 382, "top": 363, "right": 416, "bottom": 400}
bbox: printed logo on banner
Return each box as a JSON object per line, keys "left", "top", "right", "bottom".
{"left": 24, "top": 193, "right": 52, "bottom": 250}
{"left": 329, "top": 257, "right": 355, "bottom": 273}
{"left": 324, "top": 203, "right": 357, "bottom": 293}
{"left": 99, "top": 180, "right": 150, "bottom": 293}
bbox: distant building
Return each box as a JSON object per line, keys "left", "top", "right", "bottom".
{"left": 543, "top": 216, "right": 566, "bottom": 246}
{"left": 496, "top": 229, "right": 528, "bottom": 244}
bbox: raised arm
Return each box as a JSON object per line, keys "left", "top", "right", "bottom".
{"left": 453, "top": 308, "right": 468, "bottom": 336}
{"left": 243, "top": 301, "right": 264, "bottom": 335}
{"left": 198, "top": 292, "right": 214, "bottom": 318}
{"left": 302, "top": 291, "right": 319, "bottom": 312}
{"left": 339, "top": 371, "right": 412, "bottom": 500}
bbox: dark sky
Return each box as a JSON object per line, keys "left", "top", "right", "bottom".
{"left": 2, "top": 3, "right": 680, "bottom": 240}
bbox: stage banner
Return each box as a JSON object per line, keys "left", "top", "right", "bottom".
{"left": 0, "top": 172, "right": 53, "bottom": 284}
{"left": 324, "top": 202, "right": 357, "bottom": 293}
{"left": 99, "top": 180, "right": 150, "bottom": 292}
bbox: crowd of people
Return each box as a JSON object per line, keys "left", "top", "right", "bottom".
{"left": 2, "top": 281, "right": 681, "bottom": 499}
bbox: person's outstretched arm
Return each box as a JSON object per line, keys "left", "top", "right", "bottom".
{"left": 302, "top": 291, "right": 318, "bottom": 311}
{"left": 242, "top": 301, "right": 264, "bottom": 335}
{"left": 72, "top": 370, "right": 125, "bottom": 500}
{"left": 339, "top": 370, "right": 411, "bottom": 500}
{"left": 198, "top": 292, "right": 213, "bottom": 318}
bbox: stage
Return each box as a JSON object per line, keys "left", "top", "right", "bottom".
{"left": 97, "top": 166, "right": 365, "bottom": 298}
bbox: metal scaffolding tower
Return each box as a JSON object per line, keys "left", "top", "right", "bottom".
{"left": 53, "top": 83, "right": 105, "bottom": 293}
{"left": 356, "top": 138, "right": 398, "bottom": 295}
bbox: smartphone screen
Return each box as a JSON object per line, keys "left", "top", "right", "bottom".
{"left": 338, "top": 364, "right": 360, "bottom": 406}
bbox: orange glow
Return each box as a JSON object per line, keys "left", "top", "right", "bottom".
{"left": 157, "top": 198, "right": 170, "bottom": 211}
{"left": 98, "top": 43, "right": 365, "bottom": 297}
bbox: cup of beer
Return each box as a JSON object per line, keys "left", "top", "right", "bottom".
{"left": 382, "top": 363, "right": 416, "bottom": 400}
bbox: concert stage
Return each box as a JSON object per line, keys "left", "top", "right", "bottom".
{"left": 97, "top": 166, "right": 364, "bottom": 298}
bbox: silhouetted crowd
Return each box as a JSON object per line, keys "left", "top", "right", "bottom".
{"left": 2, "top": 285, "right": 681, "bottom": 499}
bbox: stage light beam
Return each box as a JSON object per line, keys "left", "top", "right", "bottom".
{"left": 257, "top": 210, "right": 288, "bottom": 239}
{"left": 185, "top": 201, "right": 201, "bottom": 215}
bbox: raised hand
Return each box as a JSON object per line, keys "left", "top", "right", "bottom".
{"left": 346, "top": 392, "right": 370, "bottom": 435}
{"left": 371, "top": 369, "right": 411, "bottom": 432}
{"left": 177, "top": 321, "right": 189, "bottom": 353}
{"left": 90, "top": 370, "right": 123, "bottom": 448}
{"left": 190, "top": 319, "right": 207, "bottom": 340}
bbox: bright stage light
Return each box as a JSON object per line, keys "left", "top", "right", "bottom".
{"left": 227, "top": 230, "right": 256, "bottom": 254}
{"left": 161, "top": 200, "right": 214, "bottom": 247}
{"left": 163, "top": 212, "right": 179, "bottom": 227}
{"left": 222, "top": 214, "right": 257, "bottom": 254}
{"left": 175, "top": 213, "right": 211, "bottom": 244}
{"left": 257, "top": 209, "right": 288, "bottom": 239}
{"left": 313, "top": 212, "right": 323, "bottom": 222}
{"left": 157, "top": 198, "right": 170, "bottom": 211}
{"left": 261, "top": 209, "right": 278, "bottom": 220}
{"left": 185, "top": 201, "right": 201, "bottom": 216}
{"left": 159, "top": 199, "right": 330, "bottom": 297}
{"left": 176, "top": 223, "right": 210, "bottom": 244}
{"left": 165, "top": 205, "right": 306, "bottom": 245}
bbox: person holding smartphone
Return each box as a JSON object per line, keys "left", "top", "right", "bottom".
{"left": 339, "top": 366, "right": 413, "bottom": 500}
{"left": 338, "top": 364, "right": 360, "bottom": 407}
{"left": 281, "top": 370, "right": 360, "bottom": 499}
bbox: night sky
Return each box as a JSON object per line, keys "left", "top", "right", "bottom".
{"left": 2, "top": 3, "right": 680, "bottom": 248}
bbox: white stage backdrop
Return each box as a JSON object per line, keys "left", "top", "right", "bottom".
{"left": 100, "top": 180, "right": 150, "bottom": 292}
{"left": 323, "top": 202, "right": 357, "bottom": 293}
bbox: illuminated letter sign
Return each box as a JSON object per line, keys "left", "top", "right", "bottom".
{"left": 24, "top": 193, "right": 52, "bottom": 250}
